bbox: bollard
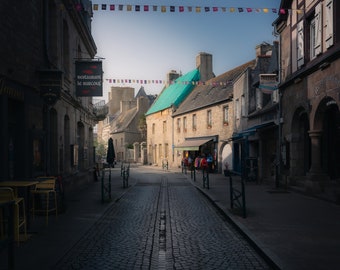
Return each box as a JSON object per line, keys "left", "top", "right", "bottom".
{"left": 122, "top": 163, "right": 130, "bottom": 188}
{"left": 101, "top": 169, "right": 104, "bottom": 203}
{"left": 228, "top": 172, "right": 246, "bottom": 218}
{"left": 108, "top": 169, "right": 112, "bottom": 200}
{"left": 202, "top": 168, "right": 209, "bottom": 189}
{"left": 101, "top": 169, "right": 112, "bottom": 203}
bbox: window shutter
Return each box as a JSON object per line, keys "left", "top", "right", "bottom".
{"left": 325, "top": 0, "right": 334, "bottom": 48}
{"left": 314, "top": 3, "right": 322, "bottom": 55}
{"left": 256, "top": 89, "right": 262, "bottom": 109}
{"left": 272, "top": 91, "right": 279, "bottom": 103}
{"left": 297, "top": 20, "right": 304, "bottom": 67}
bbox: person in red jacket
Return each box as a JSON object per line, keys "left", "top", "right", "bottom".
{"left": 200, "top": 154, "right": 208, "bottom": 170}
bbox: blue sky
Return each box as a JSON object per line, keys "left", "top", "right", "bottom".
{"left": 91, "top": 0, "right": 281, "bottom": 99}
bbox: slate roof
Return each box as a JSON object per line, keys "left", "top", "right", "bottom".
{"left": 145, "top": 69, "right": 200, "bottom": 116}
{"left": 112, "top": 107, "right": 138, "bottom": 133}
{"left": 172, "top": 60, "right": 256, "bottom": 116}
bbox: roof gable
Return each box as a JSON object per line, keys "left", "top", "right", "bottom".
{"left": 173, "top": 60, "right": 256, "bottom": 116}
{"left": 145, "top": 69, "right": 200, "bottom": 115}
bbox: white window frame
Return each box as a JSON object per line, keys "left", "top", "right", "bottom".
{"left": 256, "top": 89, "right": 263, "bottom": 109}
{"left": 235, "top": 99, "right": 240, "bottom": 120}
{"left": 241, "top": 95, "right": 246, "bottom": 117}
{"left": 223, "top": 106, "right": 229, "bottom": 123}
{"left": 207, "top": 110, "right": 212, "bottom": 127}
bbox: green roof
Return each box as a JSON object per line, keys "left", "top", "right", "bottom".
{"left": 145, "top": 69, "right": 200, "bottom": 115}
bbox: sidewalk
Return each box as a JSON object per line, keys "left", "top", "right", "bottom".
{"left": 0, "top": 167, "right": 136, "bottom": 270}
{"left": 183, "top": 168, "right": 340, "bottom": 270}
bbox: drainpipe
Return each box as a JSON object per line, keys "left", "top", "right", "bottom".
{"left": 273, "top": 26, "right": 282, "bottom": 189}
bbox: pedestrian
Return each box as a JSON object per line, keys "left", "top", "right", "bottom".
{"left": 207, "top": 153, "right": 213, "bottom": 173}
{"left": 200, "top": 154, "right": 208, "bottom": 171}
{"left": 194, "top": 156, "right": 201, "bottom": 172}
{"left": 188, "top": 155, "right": 193, "bottom": 171}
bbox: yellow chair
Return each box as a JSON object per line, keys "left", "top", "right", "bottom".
{"left": 0, "top": 187, "right": 27, "bottom": 244}
{"left": 32, "top": 178, "right": 58, "bottom": 225}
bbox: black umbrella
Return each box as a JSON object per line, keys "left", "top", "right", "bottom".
{"left": 106, "top": 138, "right": 116, "bottom": 168}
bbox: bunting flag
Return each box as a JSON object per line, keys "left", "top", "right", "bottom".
{"left": 91, "top": 4, "right": 304, "bottom": 14}
{"left": 105, "top": 78, "right": 234, "bottom": 87}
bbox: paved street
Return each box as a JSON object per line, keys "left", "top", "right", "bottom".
{"left": 2, "top": 164, "right": 339, "bottom": 270}
{"left": 54, "top": 167, "right": 270, "bottom": 270}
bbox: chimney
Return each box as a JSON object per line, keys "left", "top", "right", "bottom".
{"left": 166, "top": 70, "right": 180, "bottom": 86}
{"left": 255, "top": 42, "right": 272, "bottom": 57}
{"left": 196, "top": 52, "right": 213, "bottom": 82}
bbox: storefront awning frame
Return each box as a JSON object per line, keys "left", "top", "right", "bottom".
{"left": 174, "top": 138, "right": 213, "bottom": 151}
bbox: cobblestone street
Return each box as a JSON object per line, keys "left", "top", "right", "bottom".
{"left": 54, "top": 168, "right": 271, "bottom": 270}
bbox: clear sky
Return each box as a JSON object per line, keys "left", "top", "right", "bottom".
{"left": 91, "top": 0, "right": 281, "bottom": 100}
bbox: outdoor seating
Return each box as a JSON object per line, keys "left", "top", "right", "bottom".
{"left": 32, "top": 178, "right": 58, "bottom": 225}
{"left": 0, "top": 187, "right": 27, "bottom": 244}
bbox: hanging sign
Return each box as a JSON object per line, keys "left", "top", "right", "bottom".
{"left": 76, "top": 61, "right": 103, "bottom": 97}
{"left": 259, "top": 74, "right": 278, "bottom": 94}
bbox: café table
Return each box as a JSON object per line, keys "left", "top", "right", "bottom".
{"left": 0, "top": 181, "right": 39, "bottom": 229}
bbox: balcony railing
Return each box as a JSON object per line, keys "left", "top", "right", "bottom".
{"left": 93, "top": 99, "right": 108, "bottom": 121}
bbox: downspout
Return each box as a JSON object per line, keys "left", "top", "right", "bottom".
{"left": 273, "top": 24, "right": 282, "bottom": 188}
{"left": 43, "top": 0, "right": 51, "bottom": 68}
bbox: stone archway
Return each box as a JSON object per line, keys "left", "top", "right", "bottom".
{"left": 313, "top": 97, "right": 340, "bottom": 180}
{"left": 290, "top": 107, "right": 310, "bottom": 180}
{"left": 220, "top": 142, "right": 233, "bottom": 174}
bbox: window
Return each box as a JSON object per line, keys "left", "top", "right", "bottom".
{"left": 152, "top": 123, "right": 155, "bottom": 134}
{"left": 176, "top": 118, "right": 181, "bottom": 132}
{"left": 183, "top": 117, "right": 187, "bottom": 132}
{"left": 63, "top": 20, "right": 70, "bottom": 75}
{"left": 256, "top": 89, "right": 263, "bottom": 109}
{"left": 163, "top": 121, "right": 167, "bottom": 133}
{"left": 235, "top": 99, "right": 240, "bottom": 120}
{"left": 241, "top": 95, "right": 246, "bottom": 117}
{"left": 159, "top": 144, "right": 162, "bottom": 159}
{"left": 164, "top": 143, "right": 169, "bottom": 158}
{"left": 192, "top": 114, "right": 197, "bottom": 130}
{"left": 309, "top": 3, "right": 322, "bottom": 60}
{"left": 207, "top": 110, "right": 212, "bottom": 128}
{"left": 223, "top": 106, "right": 229, "bottom": 124}
{"left": 297, "top": 20, "right": 304, "bottom": 68}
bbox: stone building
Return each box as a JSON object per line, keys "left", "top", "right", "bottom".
{"left": 145, "top": 69, "right": 200, "bottom": 167}
{"left": 231, "top": 42, "right": 279, "bottom": 183}
{"left": 97, "top": 86, "right": 155, "bottom": 163}
{"left": 172, "top": 55, "right": 255, "bottom": 173}
{"left": 274, "top": 0, "right": 340, "bottom": 195}
{"left": 97, "top": 87, "right": 135, "bottom": 146}
{"left": 0, "top": 0, "right": 106, "bottom": 191}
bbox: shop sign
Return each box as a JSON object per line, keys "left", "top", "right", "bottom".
{"left": 75, "top": 61, "right": 103, "bottom": 96}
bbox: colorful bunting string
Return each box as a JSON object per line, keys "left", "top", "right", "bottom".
{"left": 106, "top": 78, "right": 234, "bottom": 87}
{"left": 91, "top": 4, "right": 304, "bottom": 14}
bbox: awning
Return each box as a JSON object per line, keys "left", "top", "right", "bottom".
{"left": 174, "top": 138, "right": 212, "bottom": 151}
{"left": 232, "top": 121, "right": 276, "bottom": 141}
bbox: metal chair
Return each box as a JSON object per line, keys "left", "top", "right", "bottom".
{"left": 0, "top": 187, "right": 27, "bottom": 244}
{"left": 32, "top": 178, "right": 58, "bottom": 225}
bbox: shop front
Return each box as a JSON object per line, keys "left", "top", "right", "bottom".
{"left": 174, "top": 136, "right": 218, "bottom": 172}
